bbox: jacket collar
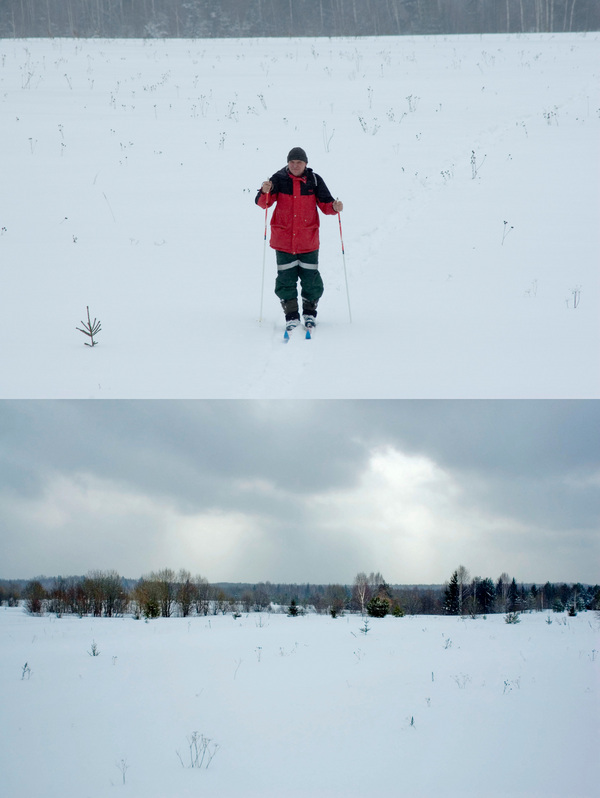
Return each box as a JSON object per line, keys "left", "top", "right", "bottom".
{"left": 285, "top": 165, "right": 310, "bottom": 181}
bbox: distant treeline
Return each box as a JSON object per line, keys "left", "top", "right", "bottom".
{"left": 2, "top": 569, "right": 598, "bottom": 618}
{"left": 1, "top": 0, "right": 598, "bottom": 39}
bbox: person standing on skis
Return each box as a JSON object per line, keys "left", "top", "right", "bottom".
{"left": 256, "top": 147, "right": 343, "bottom": 331}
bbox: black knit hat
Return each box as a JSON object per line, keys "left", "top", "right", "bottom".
{"left": 287, "top": 147, "right": 308, "bottom": 163}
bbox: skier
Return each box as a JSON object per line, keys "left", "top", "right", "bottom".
{"left": 256, "top": 147, "right": 343, "bottom": 332}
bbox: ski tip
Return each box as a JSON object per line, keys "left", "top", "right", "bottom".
{"left": 283, "top": 329, "right": 290, "bottom": 342}
{"left": 305, "top": 329, "right": 311, "bottom": 339}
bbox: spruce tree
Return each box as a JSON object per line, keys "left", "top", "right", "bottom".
{"left": 476, "top": 578, "right": 496, "bottom": 614}
{"left": 287, "top": 599, "right": 299, "bottom": 617}
{"left": 366, "top": 596, "right": 390, "bottom": 618}
{"left": 507, "top": 578, "right": 519, "bottom": 612}
{"left": 444, "top": 571, "right": 460, "bottom": 615}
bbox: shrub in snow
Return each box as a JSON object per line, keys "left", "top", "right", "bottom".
{"left": 367, "top": 596, "right": 390, "bottom": 618}
{"left": 23, "top": 580, "right": 46, "bottom": 615}
{"left": 134, "top": 578, "right": 163, "bottom": 618}
{"left": 177, "top": 732, "right": 219, "bottom": 770}
{"left": 504, "top": 612, "right": 521, "bottom": 624}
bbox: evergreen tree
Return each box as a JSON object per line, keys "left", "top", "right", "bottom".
{"left": 530, "top": 584, "right": 539, "bottom": 611}
{"left": 476, "top": 578, "right": 496, "bottom": 614}
{"left": 391, "top": 601, "right": 405, "bottom": 617}
{"left": 366, "top": 596, "right": 390, "bottom": 618}
{"left": 444, "top": 571, "right": 460, "bottom": 615}
{"left": 507, "top": 578, "right": 519, "bottom": 612}
{"left": 287, "top": 599, "right": 299, "bottom": 617}
{"left": 542, "top": 581, "right": 555, "bottom": 610}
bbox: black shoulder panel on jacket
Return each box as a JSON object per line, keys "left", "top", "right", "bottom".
{"left": 313, "top": 172, "right": 335, "bottom": 204}
{"left": 270, "top": 166, "right": 290, "bottom": 194}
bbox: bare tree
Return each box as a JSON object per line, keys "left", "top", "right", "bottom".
{"left": 176, "top": 569, "right": 197, "bottom": 617}
{"left": 194, "top": 575, "right": 213, "bottom": 615}
{"left": 24, "top": 580, "right": 46, "bottom": 615}
{"left": 83, "top": 572, "right": 105, "bottom": 617}
{"left": 456, "top": 565, "right": 470, "bottom": 615}
{"left": 83, "top": 570, "right": 127, "bottom": 617}
{"left": 152, "top": 568, "right": 177, "bottom": 617}
{"left": 497, "top": 572, "right": 511, "bottom": 612}
{"left": 352, "top": 572, "right": 369, "bottom": 614}
{"left": 325, "top": 584, "right": 348, "bottom": 617}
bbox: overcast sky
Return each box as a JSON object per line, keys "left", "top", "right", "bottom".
{"left": 0, "top": 400, "right": 598, "bottom": 585}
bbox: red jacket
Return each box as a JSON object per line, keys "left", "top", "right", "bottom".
{"left": 256, "top": 166, "right": 337, "bottom": 254}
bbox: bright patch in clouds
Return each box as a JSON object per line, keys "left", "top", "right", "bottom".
{"left": 312, "top": 446, "right": 533, "bottom": 582}
{"left": 312, "top": 446, "right": 461, "bottom": 579}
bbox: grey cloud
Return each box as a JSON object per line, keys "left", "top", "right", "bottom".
{"left": 2, "top": 400, "right": 599, "bottom": 518}
{"left": 0, "top": 400, "right": 368, "bottom": 512}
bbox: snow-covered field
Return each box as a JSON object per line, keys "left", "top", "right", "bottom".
{"left": 1, "top": 33, "right": 598, "bottom": 398}
{"left": 0, "top": 607, "right": 597, "bottom": 797}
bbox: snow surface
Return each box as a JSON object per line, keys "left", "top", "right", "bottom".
{"left": 1, "top": 34, "right": 599, "bottom": 398}
{"left": 0, "top": 607, "right": 598, "bottom": 797}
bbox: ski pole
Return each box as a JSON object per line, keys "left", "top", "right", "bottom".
{"left": 259, "top": 202, "right": 268, "bottom": 323}
{"left": 337, "top": 206, "right": 352, "bottom": 323}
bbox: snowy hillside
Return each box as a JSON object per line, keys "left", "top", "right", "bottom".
{"left": 0, "top": 607, "right": 598, "bottom": 798}
{"left": 1, "top": 34, "right": 598, "bottom": 398}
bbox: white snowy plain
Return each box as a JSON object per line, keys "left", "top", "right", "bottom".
{"left": 1, "top": 33, "right": 599, "bottom": 399}
{"left": 0, "top": 607, "right": 598, "bottom": 797}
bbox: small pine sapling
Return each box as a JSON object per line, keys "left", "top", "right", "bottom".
{"left": 76, "top": 306, "right": 101, "bottom": 346}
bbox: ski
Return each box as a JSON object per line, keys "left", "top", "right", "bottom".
{"left": 304, "top": 320, "right": 316, "bottom": 340}
{"left": 283, "top": 323, "right": 314, "bottom": 342}
{"left": 283, "top": 323, "right": 299, "bottom": 342}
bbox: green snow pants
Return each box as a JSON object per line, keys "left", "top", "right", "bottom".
{"left": 274, "top": 250, "right": 324, "bottom": 304}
